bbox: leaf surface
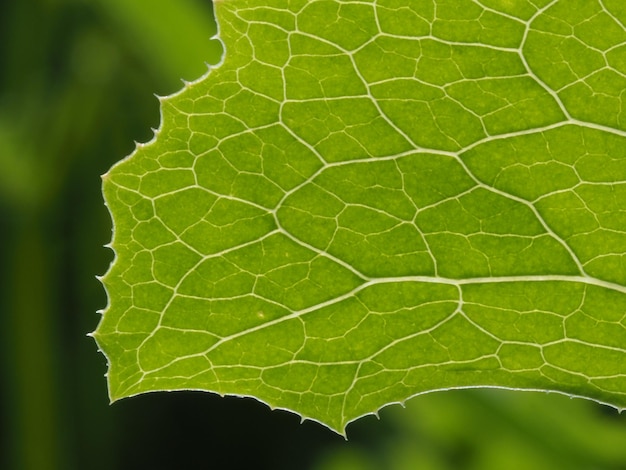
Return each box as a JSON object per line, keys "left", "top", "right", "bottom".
{"left": 96, "top": 0, "right": 626, "bottom": 434}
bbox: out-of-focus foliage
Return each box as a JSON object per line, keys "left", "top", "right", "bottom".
{"left": 317, "top": 390, "right": 626, "bottom": 470}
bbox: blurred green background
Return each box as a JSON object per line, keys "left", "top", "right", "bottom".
{"left": 1, "top": 1, "right": 626, "bottom": 469}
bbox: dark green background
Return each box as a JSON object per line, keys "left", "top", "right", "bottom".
{"left": 1, "top": 1, "right": 626, "bottom": 469}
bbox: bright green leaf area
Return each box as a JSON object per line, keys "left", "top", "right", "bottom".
{"left": 96, "top": 0, "right": 626, "bottom": 435}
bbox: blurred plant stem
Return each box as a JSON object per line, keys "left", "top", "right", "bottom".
{"left": 1, "top": 0, "right": 68, "bottom": 465}
{"left": 4, "top": 218, "right": 66, "bottom": 470}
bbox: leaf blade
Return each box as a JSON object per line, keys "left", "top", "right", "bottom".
{"left": 96, "top": 0, "right": 626, "bottom": 434}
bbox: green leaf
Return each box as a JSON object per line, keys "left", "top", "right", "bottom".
{"left": 95, "top": 0, "right": 626, "bottom": 434}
